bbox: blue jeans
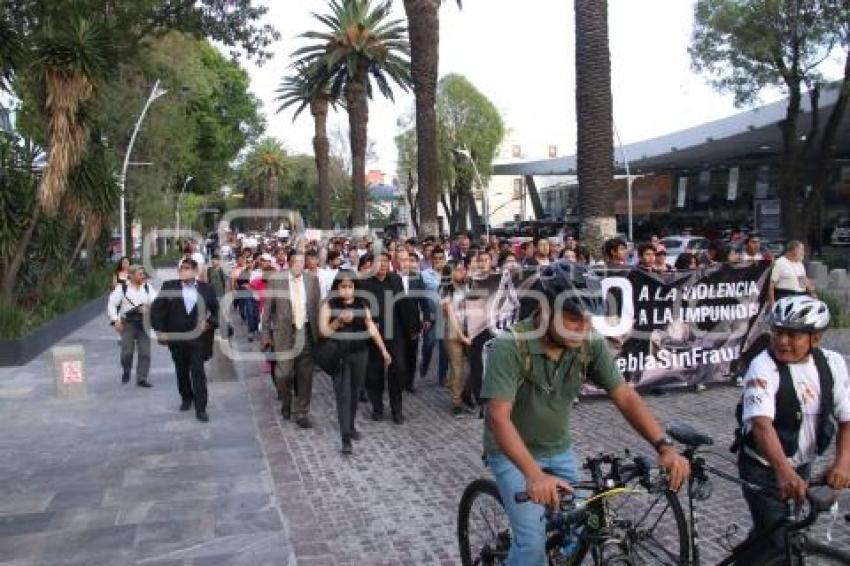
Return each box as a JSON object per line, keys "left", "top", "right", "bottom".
{"left": 487, "top": 449, "right": 580, "bottom": 566}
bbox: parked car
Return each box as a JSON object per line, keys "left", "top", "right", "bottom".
{"left": 831, "top": 221, "right": 850, "bottom": 246}
{"left": 661, "top": 235, "right": 710, "bottom": 266}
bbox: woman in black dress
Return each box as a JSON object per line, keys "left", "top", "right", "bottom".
{"left": 319, "top": 270, "right": 391, "bottom": 455}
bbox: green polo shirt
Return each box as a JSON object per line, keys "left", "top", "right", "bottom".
{"left": 482, "top": 319, "right": 625, "bottom": 458}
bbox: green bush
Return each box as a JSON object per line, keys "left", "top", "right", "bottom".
{"left": 0, "top": 305, "right": 29, "bottom": 340}
{"left": 1, "top": 267, "right": 112, "bottom": 340}
{"left": 820, "top": 291, "right": 850, "bottom": 329}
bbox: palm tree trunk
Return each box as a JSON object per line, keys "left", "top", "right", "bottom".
{"left": 404, "top": 0, "right": 441, "bottom": 238}
{"left": 575, "top": 0, "right": 616, "bottom": 256}
{"left": 312, "top": 96, "right": 332, "bottom": 230}
{"left": 345, "top": 69, "right": 370, "bottom": 234}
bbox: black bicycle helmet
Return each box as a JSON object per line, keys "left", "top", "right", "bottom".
{"left": 536, "top": 260, "right": 605, "bottom": 316}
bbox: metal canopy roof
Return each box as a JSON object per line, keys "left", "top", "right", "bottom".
{"left": 493, "top": 83, "right": 850, "bottom": 176}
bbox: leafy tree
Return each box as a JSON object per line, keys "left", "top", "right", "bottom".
{"left": 276, "top": 64, "right": 335, "bottom": 230}
{"left": 293, "top": 0, "right": 411, "bottom": 233}
{"left": 434, "top": 73, "right": 504, "bottom": 233}
{"left": 394, "top": 117, "right": 420, "bottom": 234}
{"left": 575, "top": 0, "right": 616, "bottom": 255}
{"left": 243, "top": 138, "right": 287, "bottom": 230}
{"left": 690, "top": 0, "right": 850, "bottom": 241}
{"left": 402, "top": 0, "right": 462, "bottom": 237}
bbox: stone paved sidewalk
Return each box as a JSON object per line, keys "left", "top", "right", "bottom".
{"left": 0, "top": 276, "right": 295, "bottom": 565}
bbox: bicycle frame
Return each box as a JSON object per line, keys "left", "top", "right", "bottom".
{"left": 682, "top": 445, "right": 822, "bottom": 566}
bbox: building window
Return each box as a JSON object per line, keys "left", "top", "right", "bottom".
{"left": 513, "top": 178, "right": 523, "bottom": 199}
{"left": 548, "top": 145, "right": 557, "bottom": 158}
{"left": 511, "top": 145, "right": 522, "bottom": 158}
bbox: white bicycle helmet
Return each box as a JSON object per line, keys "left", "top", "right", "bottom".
{"left": 768, "top": 295, "right": 830, "bottom": 332}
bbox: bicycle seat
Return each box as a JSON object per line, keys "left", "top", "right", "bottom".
{"left": 808, "top": 486, "right": 838, "bottom": 513}
{"left": 667, "top": 422, "right": 714, "bottom": 447}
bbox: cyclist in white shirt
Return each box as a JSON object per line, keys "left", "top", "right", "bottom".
{"left": 735, "top": 295, "right": 850, "bottom": 549}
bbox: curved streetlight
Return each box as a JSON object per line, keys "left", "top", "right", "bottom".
{"left": 452, "top": 146, "right": 490, "bottom": 239}
{"left": 120, "top": 79, "right": 168, "bottom": 257}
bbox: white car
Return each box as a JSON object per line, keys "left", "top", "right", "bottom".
{"left": 661, "top": 235, "right": 710, "bottom": 266}
{"left": 831, "top": 221, "right": 850, "bottom": 246}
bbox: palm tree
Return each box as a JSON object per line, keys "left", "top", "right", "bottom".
{"left": 245, "top": 138, "right": 286, "bottom": 231}
{"left": 402, "top": 0, "right": 461, "bottom": 237}
{"left": 0, "top": 8, "right": 24, "bottom": 94}
{"left": 276, "top": 64, "right": 335, "bottom": 230}
{"left": 34, "top": 19, "right": 109, "bottom": 216}
{"left": 575, "top": 0, "right": 615, "bottom": 256}
{"left": 293, "top": 0, "right": 411, "bottom": 233}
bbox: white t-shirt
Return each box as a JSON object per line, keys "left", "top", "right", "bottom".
{"left": 318, "top": 267, "right": 338, "bottom": 299}
{"left": 742, "top": 349, "right": 850, "bottom": 466}
{"left": 741, "top": 251, "right": 764, "bottom": 261}
{"left": 771, "top": 256, "right": 807, "bottom": 292}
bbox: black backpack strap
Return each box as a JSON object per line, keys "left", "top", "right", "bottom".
{"left": 769, "top": 350, "right": 801, "bottom": 439}
{"left": 812, "top": 348, "right": 837, "bottom": 455}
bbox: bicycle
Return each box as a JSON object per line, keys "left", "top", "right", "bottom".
{"left": 457, "top": 422, "right": 850, "bottom": 565}
{"left": 457, "top": 451, "right": 688, "bottom": 565}
{"left": 660, "top": 421, "right": 850, "bottom": 565}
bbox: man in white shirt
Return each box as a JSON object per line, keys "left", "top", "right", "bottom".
{"left": 737, "top": 296, "right": 850, "bottom": 548}
{"left": 768, "top": 240, "right": 816, "bottom": 306}
{"left": 740, "top": 233, "right": 765, "bottom": 262}
{"left": 107, "top": 265, "right": 157, "bottom": 387}
{"left": 318, "top": 250, "right": 342, "bottom": 299}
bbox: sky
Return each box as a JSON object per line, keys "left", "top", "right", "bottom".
{"left": 239, "top": 0, "right": 785, "bottom": 179}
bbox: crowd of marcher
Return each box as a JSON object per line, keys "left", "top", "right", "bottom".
{"left": 106, "top": 227, "right": 818, "bottom": 454}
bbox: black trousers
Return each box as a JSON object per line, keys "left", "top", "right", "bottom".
{"left": 464, "top": 330, "right": 494, "bottom": 405}
{"left": 400, "top": 332, "right": 419, "bottom": 390}
{"left": 366, "top": 340, "right": 403, "bottom": 416}
{"left": 333, "top": 348, "right": 368, "bottom": 438}
{"left": 737, "top": 454, "right": 811, "bottom": 554}
{"left": 168, "top": 341, "right": 208, "bottom": 412}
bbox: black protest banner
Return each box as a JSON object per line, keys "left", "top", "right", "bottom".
{"left": 588, "top": 262, "right": 772, "bottom": 392}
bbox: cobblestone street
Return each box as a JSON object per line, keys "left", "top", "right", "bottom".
{"left": 242, "top": 329, "right": 850, "bottom": 564}
{"left": 1, "top": 299, "right": 849, "bottom": 565}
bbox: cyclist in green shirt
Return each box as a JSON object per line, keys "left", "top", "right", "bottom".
{"left": 482, "top": 261, "right": 690, "bottom": 565}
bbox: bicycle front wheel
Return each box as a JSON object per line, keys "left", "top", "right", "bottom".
{"left": 758, "top": 541, "right": 850, "bottom": 565}
{"left": 458, "top": 478, "right": 511, "bottom": 566}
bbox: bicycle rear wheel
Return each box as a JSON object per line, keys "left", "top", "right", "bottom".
{"left": 605, "top": 487, "right": 689, "bottom": 565}
{"left": 458, "top": 479, "right": 511, "bottom": 566}
{"left": 758, "top": 541, "right": 850, "bottom": 565}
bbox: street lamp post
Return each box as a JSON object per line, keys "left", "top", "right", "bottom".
{"left": 175, "top": 176, "right": 194, "bottom": 249}
{"left": 453, "top": 147, "right": 489, "bottom": 240}
{"left": 613, "top": 123, "right": 633, "bottom": 243}
{"left": 119, "top": 79, "right": 168, "bottom": 257}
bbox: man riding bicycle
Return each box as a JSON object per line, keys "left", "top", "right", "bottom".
{"left": 736, "top": 295, "right": 850, "bottom": 548}
{"left": 481, "top": 261, "right": 690, "bottom": 565}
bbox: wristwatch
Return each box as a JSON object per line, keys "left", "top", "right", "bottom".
{"left": 652, "top": 436, "right": 675, "bottom": 454}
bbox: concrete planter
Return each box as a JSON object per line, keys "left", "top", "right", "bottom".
{"left": 0, "top": 294, "right": 107, "bottom": 367}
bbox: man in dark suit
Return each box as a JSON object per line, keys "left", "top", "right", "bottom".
{"left": 262, "top": 250, "right": 320, "bottom": 428}
{"left": 151, "top": 259, "right": 219, "bottom": 422}
{"left": 395, "top": 249, "right": 428, "bottom": 393}
{"left": 360, "top": 252, "right": 417, "bottom": 424}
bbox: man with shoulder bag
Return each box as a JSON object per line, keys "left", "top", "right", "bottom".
{"left": 107, "top": 265, "right": 157, "bottom": 387}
